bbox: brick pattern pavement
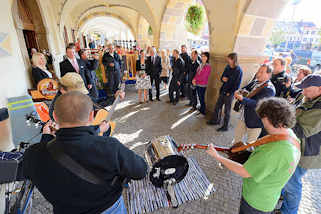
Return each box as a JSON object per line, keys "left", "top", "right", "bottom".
{"left": 30, "top": 86, "right": 321, "bottom": 214}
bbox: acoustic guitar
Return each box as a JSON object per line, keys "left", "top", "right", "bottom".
{"left": 177, "top": 144, "right": 251, "bottom": 164}
{"left": 177, "top": 134, "right": 300, "bottom": 164}
{"left": 92, "top": 83, "right": 126, "bottom": 136}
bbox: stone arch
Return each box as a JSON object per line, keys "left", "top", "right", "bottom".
{"left": 159, "top": 0, "right": 210, "bottom": 50}
{"left": 232, "top": 0, "right": 291, "bottom": 85}
{"left": 58, "top": 0, "right": 158, "bottom": 38}
{"left": 11, "top": 0, "right": 50, "bottom": 86}
{"left": 180, "top": 0, "right": 291, "bottom": 111}
{"left": 137, "top": 15, "right": 154, "bottom": 49}
{"left": 77, "top": 12, "right": 136, "bottom": 40}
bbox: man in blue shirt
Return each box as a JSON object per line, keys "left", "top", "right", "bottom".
{"left": 207, "top": 53, "right": 243, "bottom": 131}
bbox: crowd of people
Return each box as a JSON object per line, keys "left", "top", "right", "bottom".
{"left": 7, "top": 41, "right": 321, "bottom": 214}
{"left": 133, "top": 44, "right": 212, "bottom": 118}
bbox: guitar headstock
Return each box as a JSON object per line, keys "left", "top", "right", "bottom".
{"left": 25, "top": 111, "right": 45, "bottom": 128}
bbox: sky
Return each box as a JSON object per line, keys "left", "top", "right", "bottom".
{"left": 279, "top": 0, "right": 321, "bottom": 26}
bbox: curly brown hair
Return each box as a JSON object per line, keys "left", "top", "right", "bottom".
{"left": 256, "top": 97, "right": 296, "bottom": 128}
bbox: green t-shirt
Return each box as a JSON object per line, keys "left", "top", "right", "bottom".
{"left": 242, "top": 129, "right": 301, "bottom": 212}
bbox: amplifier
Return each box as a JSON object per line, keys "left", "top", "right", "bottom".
{"left": 0, "top": 153, "right": 24, "bottom": 184}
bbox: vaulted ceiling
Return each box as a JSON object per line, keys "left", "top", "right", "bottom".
{"left": 57, "top": 0, "right": 170, "bottom": 34}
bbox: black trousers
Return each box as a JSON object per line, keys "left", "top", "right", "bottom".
{"left": 180, "top": 82, "right": 186, "bottom": 97}
{"left": 196, "top": 86, "right": 207, "bottom": 114}
{"left": 239, "top": 197, "right": 272, "bottom": 214}
{"left": 210, "top": 93, "right": 233, "bottom": 127}
{"left": 169, "top": 79, "right": 180, "bottom": 103}
{"left": 149, "top": 76, "right": 160, "bottom": 100}
{"left": 89, "top": 83, "right": 99, "bottom": 101}
{"left": 187, "top": 83, "right": 197, "bottom": 107}
{"left": 106, "top": 70, "right": 120, "bottom": 96}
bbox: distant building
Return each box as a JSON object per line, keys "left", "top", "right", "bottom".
{"left": 273, "top": 21, "right": 321, "bottom": 50}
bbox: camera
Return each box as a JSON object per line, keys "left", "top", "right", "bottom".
{"left": 277, "top": 75, "right": 289, "bottom": 84}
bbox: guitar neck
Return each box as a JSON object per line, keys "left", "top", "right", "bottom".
{"left": 177, "top": 144, "right": 231, "bottom": 153}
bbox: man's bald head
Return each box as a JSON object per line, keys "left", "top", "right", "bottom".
{"left": 54, "top": 91, "right": 94, "bottom": 126}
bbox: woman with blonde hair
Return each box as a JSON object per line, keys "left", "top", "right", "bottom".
{"left": 160, "top": 49, "right": 171, "bottom": 89}
{"left": 31, "top": 52, "right": 53, "bottom": 86}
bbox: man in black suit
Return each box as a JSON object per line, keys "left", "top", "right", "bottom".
{"left": 180, "top": 45, "right": 191, "bottom": 98}
{"left": 186, "top": 50, "right": 200, "bottom": 109}
{"left": 59, "top": 45, "right": 92, "bottom": 90}
{"left": 169, "top": 49, "right": 185, "bottom": 105}
{"left": 146, "top": 48, "right": 162, "bottom": 101}
{"left": 79, "top": 49, "right": 99, "bottom": 101}
{"left": 102, "top": 44, "right": 122, "bottom": 96}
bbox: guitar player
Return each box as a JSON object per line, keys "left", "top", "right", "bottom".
{"left": 233, "top": 64, "right": 275, "bottom": 146}
{"left": 48, "top": 72, "right": 125, "bottom": 137}
{"left": 206, "top": 97, "right": 301, "bottom": 214}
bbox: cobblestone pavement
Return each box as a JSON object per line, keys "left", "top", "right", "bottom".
{"left": 31, "top": 85, "right": 321, "bottom": 214}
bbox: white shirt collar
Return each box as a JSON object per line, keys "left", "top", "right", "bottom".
{"left": 67, "top": 57, "right": 77, "bottom": 64}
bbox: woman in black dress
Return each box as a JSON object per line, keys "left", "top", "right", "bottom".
{"left": 31, "top": 52, "right": 53, "bottom": 86}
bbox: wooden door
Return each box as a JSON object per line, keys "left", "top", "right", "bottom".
{"left": 23, "top": 30, "right": 38, "bottom": 58}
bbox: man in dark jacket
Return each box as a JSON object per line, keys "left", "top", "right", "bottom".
{"left": 102, "top": 44, "right": 122, "bottom": 96}
{"left": 89, "top": 39, "right": 95, "bottom": 49}
{"left": 180, "top": 45, "right": 191, "bottom": 98}
{"left": 207, "top": 53, "right": 243, "bottom": 131}
{"left": 280, "top": 74, "right": 321, "bottom": 214}
{"left": 169, "top": 49, "right": 185, "bottom": 105}
{"left": 271, "top": 58, "right": 289, "bottom": 97}
{"left": 79, "top": 49, "right": 99, "bottom": 101}
{"left": 146, "top": 47, "right": 162, "bottom": 101}
{"left": 60, "top": 45, "right": 93, "bottom": 90}
{"left": 23, "top": 91, "right": 147, "bottom": 214}
{"left": 186, "top": 50, "right": 200, "bottom": 109}
{"left": 233, "top": 64, "right": 276, "bottom": 144}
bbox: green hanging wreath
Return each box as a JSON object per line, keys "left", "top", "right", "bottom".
{"left": 185, "top": 5, "right": 205, "bottom": 35}
{"left": 148, "top": 26, "right": 153, "bottom": 36}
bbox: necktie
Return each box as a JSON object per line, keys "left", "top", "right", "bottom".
{"left": 71, "top": 59, "right": 79, "bottom": 73}
{"left": 153, "top": 56, "right": 156, "bottom": 64}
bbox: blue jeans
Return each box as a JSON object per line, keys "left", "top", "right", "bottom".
{"left": 280, "top": 166, "right": 307, "bottom": 214}
{"left": 196, "top": 86, "right": 207, "bottom": 115}
{"left": 101, "top": 196, "right": 127, "bottom": 214}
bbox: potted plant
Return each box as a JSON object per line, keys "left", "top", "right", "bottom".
{"left": 185, "top": 5, "right": 205, "bottom": 35}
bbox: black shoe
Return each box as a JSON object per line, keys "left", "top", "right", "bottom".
{"left": 149, "top": 99, "right": 154, "bottom": 102}
{"left": 156, "top": 98, "right": 161, "bottom": 101}
{"left": 167, "top": 100, "right": 172, "bottom": 104}
{"left": 207, "top": 120, "right": 220, "bottom": 126}
{"left": 217, "top": 126, "right": 228, "bottom": 132}
{"left": 173, "top": 101, "right": 177, "bottom": 105}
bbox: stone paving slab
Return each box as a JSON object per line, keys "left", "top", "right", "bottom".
{"left": 30, "top": 85, "right": 321, "bottom": 214}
